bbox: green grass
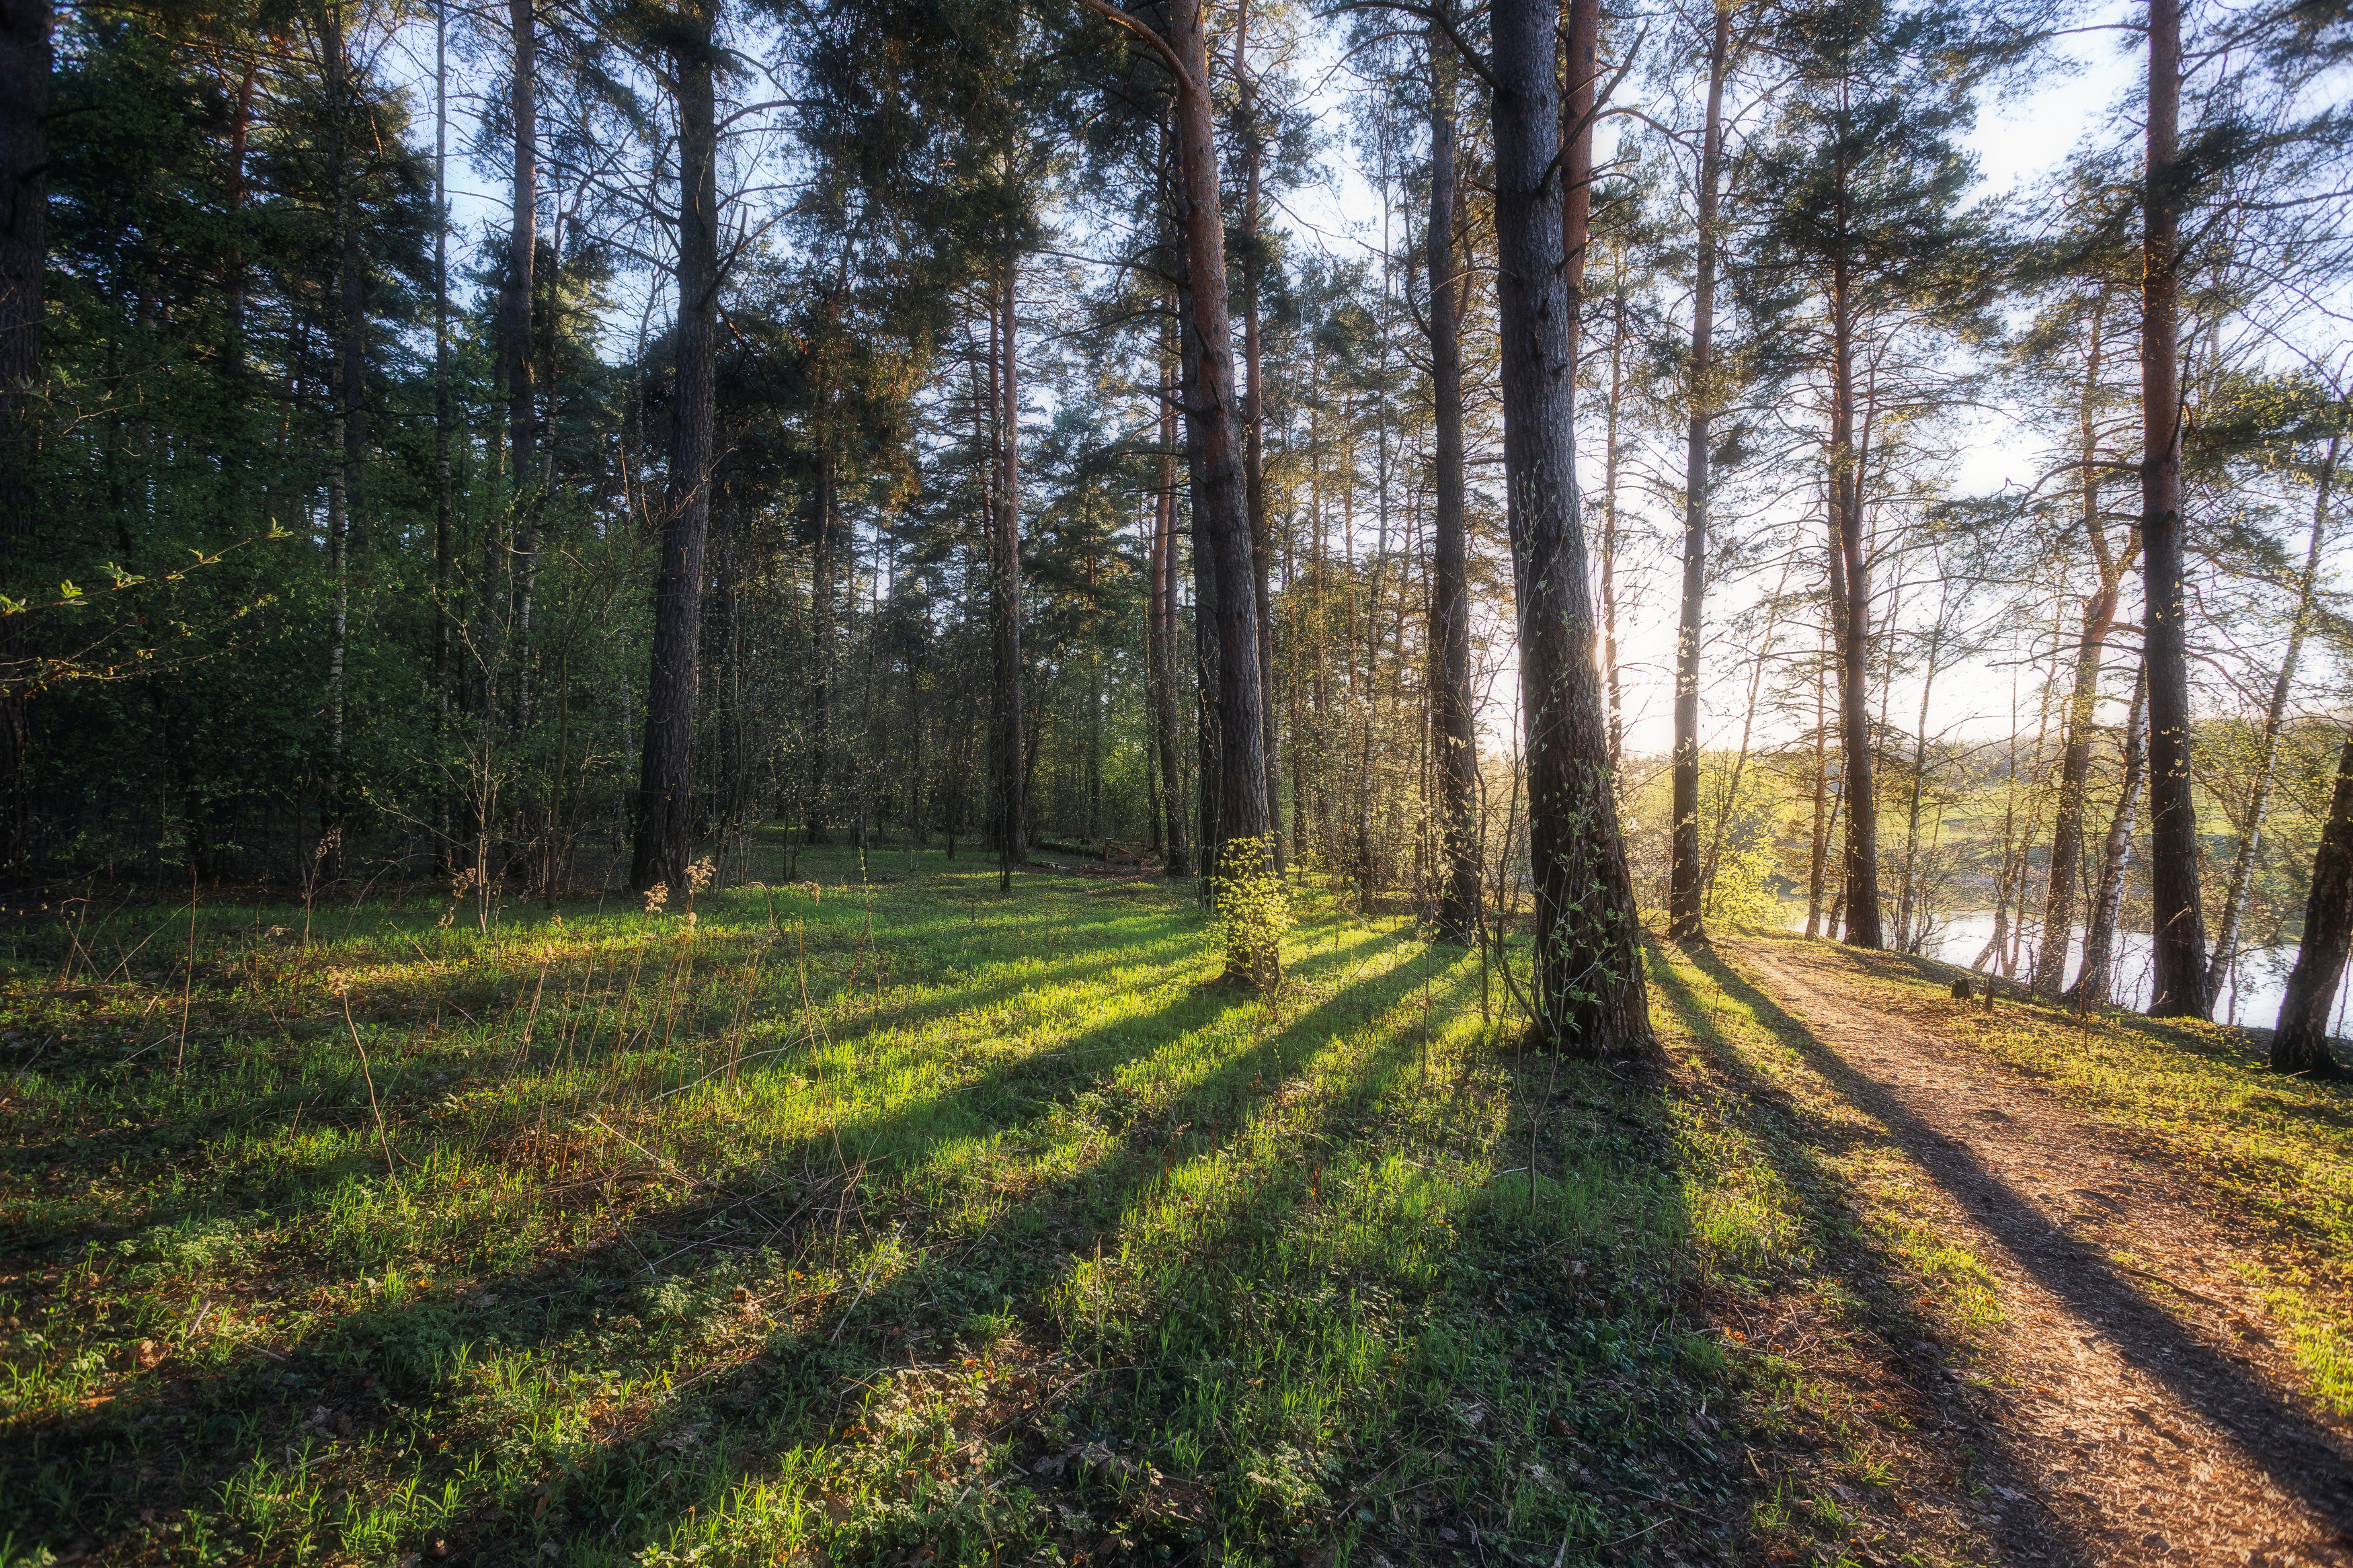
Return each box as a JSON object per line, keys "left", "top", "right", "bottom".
{"left": 2, "top": 843, "right": 1758, "bottom": 1568}
{"left": 25, "top": 860, "right": 2327, "bottom": 1567}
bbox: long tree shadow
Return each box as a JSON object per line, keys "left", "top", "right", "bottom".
{"left": 1648, "top": 948, "right": 2095, "bottom": 1566}
{"left": 0, "top": 898, "right": 1260, "bottom": 1239}
{"left": 1684, "top": 944, "right": 2353, "bottom": 1549}
{"left": 4, "top": 917, "right": 1461, "bottom": 1565}
{"left": 585, "top": 945, "right": 1476, "bottom": 1566}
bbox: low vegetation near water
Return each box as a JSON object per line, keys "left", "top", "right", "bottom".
{"left": 3, "top": 851, "right": 2351, "bottom": 1568}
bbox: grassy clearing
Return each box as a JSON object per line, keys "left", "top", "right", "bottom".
{"left": 3, "top": 843, "right": 1784, "bottom": 1568}
{"left": 23, "top": 858, "right": 2287, "bottom": 1567}
{"left": 1762, "top": 934, "right": 2353, "bottom": 1415}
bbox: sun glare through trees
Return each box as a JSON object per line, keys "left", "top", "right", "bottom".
{"left": 2, "top": 0, "right": 2352, "bottom": 1563}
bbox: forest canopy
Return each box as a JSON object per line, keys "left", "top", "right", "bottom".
{"left": 0, "top": 0, "right": 2349, "bottom": 1044}
{"left": 12, "top": 3, "right": 2353, "bottom": 1565}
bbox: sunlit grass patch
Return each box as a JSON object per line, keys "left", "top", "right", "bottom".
{"left": 3, "top": 849, "right": 1772, "bottom": 1567}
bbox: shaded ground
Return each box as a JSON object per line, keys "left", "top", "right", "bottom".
{"left": 1720, "top": 934, "right": 2353, "bottom": 1567}
{"left": 1, "top": 853, "right": 1749, "bottom": 1568}
{"left": 13, "top": 870, "right": 2353, "bottom": 1568}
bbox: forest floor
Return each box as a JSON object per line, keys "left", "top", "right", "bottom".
{"left": 2, "top": 846, "right": 2351, "bottom": 1568}
{"left": 1704, "top": 936, "right": 2353, "bottom": 1566}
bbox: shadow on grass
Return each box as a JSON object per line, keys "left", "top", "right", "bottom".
{"left": 1679, "top": 942, "right": 2353, "bottom": 1554}
{"left": 1, "top": 914, "right": 1461, "bottom": 1567}
{"left": 0, "top": 890, "right": 1259, "bottom": 1229}
{"left": 1649, "top": 944, "right": 2092, "bottom": 1565}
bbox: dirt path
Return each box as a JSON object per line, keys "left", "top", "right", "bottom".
{"left": 1725, "top": 938, "right": 2353, "bottom": 1567}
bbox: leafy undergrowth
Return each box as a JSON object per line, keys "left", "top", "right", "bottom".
{"left": 3, "top": 842, "right": 1826, "bottom": 1568}
{"left": 1760, "top": 933, "right": 2353, "bottom": 1415}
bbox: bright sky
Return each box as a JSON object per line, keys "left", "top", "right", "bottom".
{"left": 1275, "top": 3, "right": 2168, "bottom": 763}
{"left": 389, "top": 3, "right": 2331, "bottom": 772}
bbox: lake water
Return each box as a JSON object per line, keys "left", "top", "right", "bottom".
{"left": 1793, "top": 911, "right": 2352, "bottom": 1032}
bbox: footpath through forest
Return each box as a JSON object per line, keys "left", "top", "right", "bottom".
{"left": 1717, "top": 936, "right": 2353, "bottom": 1567}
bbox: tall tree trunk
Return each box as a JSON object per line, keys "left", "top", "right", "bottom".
{"left": 1152, "top": 315, "right": 1191, "bottom": 877}
{"left": 2073, "top": 659, "right": 2147, "bottom": 1006}
{"left": 223, "top": 56, "right": 257, "bottom": 389}
{"left": 1130, "top": 0, "right": 1273, "bottom": 971}
{"left": 1599, "top": 316, "right": 1624, "bottom": 776}
{"left": 505, "top": 0, "right": 538, "bottom": 721}
{"left": 433, "top": 3, "right": 452, "bottom": 865}
{"left": 1235, "top": 2, "right": 1281, "bottom": 872}
{"left": 630, "top": 11, "right": 717, "bottom": 895}
{"left": 1806, "top": 619, "right": 1831, "bottom": 939}
{"left": 1894, "top": 595, "right": 1946, "bottom": 953}
{"left": 321, "top": 1, "right": 362, "bottom": 882}
{"left": 0, "top": 0, "right": 48, "bottom": 870}
{"left": 807, "top": 448, "right": 836, "bottom": 842}
{"left": 1669, "top": 1, "right": 1729, "bottom": 940}
{"left": 2033, "top": 299, "right": 2133, "bottom": 995}
{"left": 2207, "top": 434, "right": 2337, "bottom": 999}
{"left": 992, "top": 259, "right": 1027, "bottom": 870}
{"left": 1494, "top": 0, "right": 1648, "bottom": 1053}
{"left": 2272, "top": 729, "right": 2352, "bottom": 1077}
{"left": 1829, "top": 253, "right": 1882, "bottom": 946}
{"left": 2141, "top": 0, "right": 2207, "bottom": 1017}
{"left": 1181, "top": 272, "right": 1222, "bottom": 899}
{"left": 1560, "top": 0, "right": 1599, "bottom": 365}
{"left": 1426, "top": 27, "right": 1478, "bottom": 944}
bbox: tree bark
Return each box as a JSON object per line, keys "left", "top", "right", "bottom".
{"left": 321, "top": 1, "right": 362, "bottom": 882}
{"left": 1669, "top": 1, "right": 1730, "bottom": 940}
{"left": 1829, "top": 250, "right": 1882, "bottom": 946}
{"left": 1806, "top": 619, "right": 1831, "bottom": 938}
{"left": 2073, "top": 658, "right": 2147, "bottom": 1006}
{"left": 1236, "top": 1, "right": 1280, "bottom": 871}
{"left": 505, "top": 0, "right": 538, "bottom": 726}
{"left": 1138, "top": 0, "right": 1273, "bottom": 964}
{"left": 631, "top": 12, "right": 717, "bottom": 895}
{"left": 1560, "top": 0, "right": 1599, "bottom": 363}
{"left": 1493, "top": 0, "right": 1648, "bottom": 1052}
{"left": 992, "top": 259, "right": 1027, "bottom": 869}
{"left": 807, "top": 449, "right": 836, "bottom": 842}
{"left": 2141, "top": 0, "right": 2208, "bottom": 1017}
{"left": 1426, "top": 27, "right": 1478, "bottom": 944}
{"left": 1152, "top": 311, "right": 1191, "bottom": 877}
{"left": 2033, "top": 298, "right": 2135, "bottom": 995}
{"left": 1180, "top": 272, "right": 1222, "bottom": 898}
{"left": 1894, "top": 595, "right": 1946, "bottom": 953}
{"left": 434, "top": 1, "right": 453, "bottom": 866}
{"left": 2272, "top": 729, "right": 2352, "bottom": 1077}
{"left": 0, "top": 0, "right": 48, "bottom": 868}
{"left": 2206, "top": 434, "right": 2337, "bottom": 1001}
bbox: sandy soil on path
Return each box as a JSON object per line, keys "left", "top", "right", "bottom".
{"left": 1722, "top": 937, "right": 2353, "bottom": 1567}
